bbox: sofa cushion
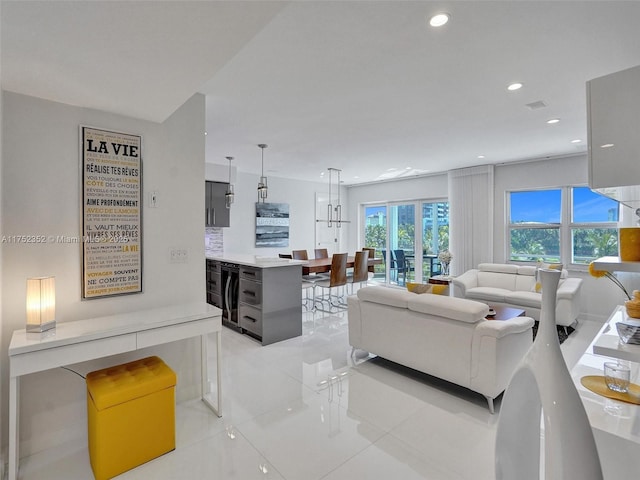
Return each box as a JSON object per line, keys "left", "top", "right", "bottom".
{"left": 505, "top": 290, "right": 542, "bottom": 309}
{"left": 477, "top": 272, "right": 517, "bottom": 290}
{"left": 407, "top": 294, "right": 489, "bottom": 323}
{"left": 406, "top": 282, "right": 448, "bottom": 295}
{"left": 516, "top": 266, "right": 537, "bottom": 277}
{"left": 514, "top": 274, "right": 536, "bottom": 292}
{"left": 478, "top": 263, "right": 519, "bottom": 274}
{"left": 356, "top": 285, "right": 414, "bottom": 308}
{"left": 465, "top": 287, "right": 510, "bottom": 303}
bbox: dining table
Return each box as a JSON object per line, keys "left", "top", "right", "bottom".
{"left": 301, "top": 256, "right": 382, "bottom": 275}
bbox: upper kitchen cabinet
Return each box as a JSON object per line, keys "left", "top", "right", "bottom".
{"left": 588, "top": 64, "right": 640, "bottom": 209}
{"left": 205, "top": 181, "right": 230, "bottom": 227}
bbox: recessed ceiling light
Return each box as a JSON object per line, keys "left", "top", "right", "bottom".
{"left": 387, "top": 167, "right": 397, "bottom": 171}
{"left": 600, "top": 143, "right": 615, "bottom": 148}
{"left": 477, "top": 155, "right": 485, "bottom": 159}
{"left": 507, "top": 83, "right": 523, "bottom": 91}
{"left": 429, "top": 13, "right": 450, "bottom": 27}
{"left": 571, "top": 139, "right": 581, "bottom": 143}
{"left": 405, "top": 166, "right": 411, "bottom": 170}
{"left": 354, "top": 175, "right": 360, "bottom": 179}
{"left": 204, "top": 131, "right": 208, "bottom": 136}
{"left": 547, "top": 118, "right": 560, "bottom": 124}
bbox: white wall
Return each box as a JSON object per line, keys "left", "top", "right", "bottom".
{"left": 213, "top": 170, "right": 329, "bottom": 256}
{"left": 1, "top": 92, "right": 205, "bottom": 457}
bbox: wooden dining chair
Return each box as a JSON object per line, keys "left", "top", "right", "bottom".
{"left": 347, "top": 250, "right": 369, "bottom": 293}
{"left": 292, "top": 250, "right": 309, "bottom": 260}
{"left": 314, "top": 248, "right": 329, "bottom": 259}
{"left": 315, "top": 253, "right": 348, "bottom": 312}
{"left": 362, "top": 247, "right": 376, "bottom": 276}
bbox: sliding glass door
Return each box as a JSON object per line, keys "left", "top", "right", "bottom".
{"left": 389, "top": 203, "right": 415, "bottom": 285}
{"left": 421, "top": 201, "right": 449, "bottom": 279}
{"left": 363, "top": 205, "right": 387, "bottom": 281}
{"left": 363, "top": 200, "right": 448, "bottom": 285}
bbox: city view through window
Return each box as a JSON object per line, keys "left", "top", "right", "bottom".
{"left": 364, "top": 202, "right": 449, "bottom": 284}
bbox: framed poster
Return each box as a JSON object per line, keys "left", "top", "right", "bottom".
{"left": 81, "top": 126, "right": 142, "bottom": 299}
{"left": 256, "top": 203, "right": 289, "bottom": 247}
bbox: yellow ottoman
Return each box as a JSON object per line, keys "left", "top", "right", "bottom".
{"left": 86, "top": 356, "right": 176, "bottom": 480}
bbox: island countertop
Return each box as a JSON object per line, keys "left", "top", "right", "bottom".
{"left": 206, "top": 254, "right": 306, "bottom": 268}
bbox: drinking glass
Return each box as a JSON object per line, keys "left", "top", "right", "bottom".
{"left": 603, "top": 362, "right": 631, "bottom": 393}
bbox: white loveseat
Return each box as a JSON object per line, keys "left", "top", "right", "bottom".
{"left": 451, "top": 263, "right": 582, "bottom": 331}
{"left": 347, "top": 286, "right": 534, "bottom": 412}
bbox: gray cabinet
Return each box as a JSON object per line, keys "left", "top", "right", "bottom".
{"left": 205, "top": 181, "right": 230, "bottom": 227}
{"left": 238, "top": 265, "right": 302, "bottom": 345}
{"left": 206, "top": 259, "right": 222, "bottom": 308}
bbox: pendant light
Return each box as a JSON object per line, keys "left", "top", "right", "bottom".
{"left": 316, "top": 167, "right": 350, "bottom": 228}
{"left": 257, "top": 144, "right": 268, "bottom": 202}
{"left": 224, "top": 156, "right": 234, "bottom": 208}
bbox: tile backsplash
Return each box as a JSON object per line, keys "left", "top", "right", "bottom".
{"left": 205, "top": 227, "right": 223, "bottom": 256}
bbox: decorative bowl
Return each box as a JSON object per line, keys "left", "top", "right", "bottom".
{"left": 616, "top": 319, "right": 640, "bottom": 345}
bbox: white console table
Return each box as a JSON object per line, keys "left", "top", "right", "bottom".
{"left": 570, "top": 307, "right": 640, "bottom": 477}
{"left": 592, "top": 305, "right": 640, "bottom": 363}
{"left": 8, "top": 302, "right": 222, "bottom": 480}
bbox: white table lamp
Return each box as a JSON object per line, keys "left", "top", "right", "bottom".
{"left": 26, "top": 276, "right": 56, "bottom": 333}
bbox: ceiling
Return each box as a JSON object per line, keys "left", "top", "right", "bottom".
{"left": 3, "top": 1, "right": 640, "bottom": 186}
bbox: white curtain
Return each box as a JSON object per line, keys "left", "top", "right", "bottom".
{"left": 448, "top": 165, "right": 494, "bottom": 275}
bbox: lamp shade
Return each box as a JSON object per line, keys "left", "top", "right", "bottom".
{"left": 26, "top": 276, "right": 56, "bottom": 332}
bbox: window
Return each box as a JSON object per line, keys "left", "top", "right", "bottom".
{"left": 509, "top": 189, "right": 561, "bottom": 263}
{"left": 571, "top": 186, "right": 619, "bottom": 264}
{"left": 364, "top": 205, "right": 387, "bottom": 280}
{"left": 363, "top": 200, "right": 449, "bottom": 283}
{"left": 421, "top": 201, "right": 449, "bottom": 277}
{"left": 508, "top": 187, "right": 619, "bottom": 265}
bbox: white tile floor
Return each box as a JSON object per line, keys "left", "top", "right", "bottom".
{"left": 17, "top": 309, "right": 601, "bottom": 480}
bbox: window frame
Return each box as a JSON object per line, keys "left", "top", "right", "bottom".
{"left": 507, "top": 185, "right": 619, "bottom": 269}
{"left": 568, "top": 186, "right": 619, "bottom": 265}
{"left": 507, "top": 188, "right": 562, "bottom": 264}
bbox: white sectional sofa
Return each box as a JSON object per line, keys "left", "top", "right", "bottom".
{"left": 451, "top": 263, "right": 582, "bottom": 332}
{"left": 347, "top": 286, "right": 534, "bottom": 413}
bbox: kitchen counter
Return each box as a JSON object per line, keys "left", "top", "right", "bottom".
{"left": 206, "top": 254, "right": 306, "bottom": 268}
{"left": 206, "top": 256, "right": 303, "bottom": 345}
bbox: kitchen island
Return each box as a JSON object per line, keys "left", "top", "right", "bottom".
{"left": 206, "top": 254, "right": 305, "bottom": 345}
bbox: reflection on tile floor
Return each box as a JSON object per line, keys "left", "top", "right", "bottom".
{"left": 17, "top": 309, "right": 599, "bottom": 480}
